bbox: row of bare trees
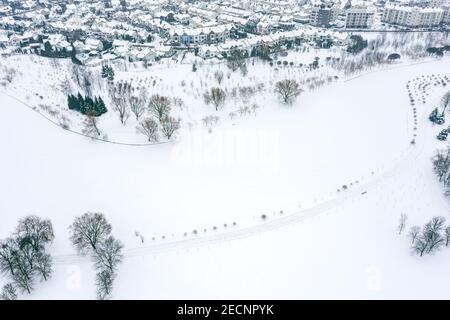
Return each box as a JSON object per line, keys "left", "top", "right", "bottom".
{"left": 69, "top": 212, "right": 123, "bottom": 300}
{"left": 97, "top": 80, "right": 182, "bottom": 142}
{"left": 203, "top": 79, "right": 303, "bottom": 113}
{"left": 137, "top": 94, "right": 181, "bottom": 142}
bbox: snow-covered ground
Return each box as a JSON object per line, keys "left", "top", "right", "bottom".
{"left": 1, "top": 52, "right": 450, "bottom": 299}
{"left": 0, "top": 47, "right": 343, "bottom": 144}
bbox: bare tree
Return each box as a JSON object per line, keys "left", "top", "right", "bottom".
{"left": 445, "top": 226, "right": 450, "bottom": 247}
{"left": 95, "top": 236, "right": 123, "bottom": 274}
{"left": 411, "top": 217, "right": 447, "bottom": 256}
{"left": 81, "top": 69, "right": 94, "bottom": 97}
{"left": 214, "top": 70, "right": 224, "bottom": 84}
{"left": 240, "top": 63, "right": 248, "bottom": 77}
{"left": 409, "top": 226, "right": 420, "bottom": 244}
{"left": 424, "top": 216, "right": 446, "bottom": 254}
{"left": 137, "top": 118, "right": 159, "bottom": 142}
{"left": 148, "top": 95, "right": 171, "bottom": 122}
{"left": 275, "top": 79, "right": 303, "bottom": 104}
{"left": 0, "top": 283, "right": 17, "bottom": 300}
{"left": 202, "top": 115, "right": 220, "bottom": 128}
{"left": 72, "top": 65, "right": 82, "bottom": 87}
{"left": 96, "top": 269, "right": 114, "bottom": 300}
{"left": 108, "top": 82, "right": 131, "bottom": 125}
{"left": 69, "top": 213, "right": 123, "bottom": 300}
{"left": 161, "top": 116, "right": 181, "bottom": 140}
{"left": 82, "top": 114, "right": 101, "bottom": 138}
{"left": 0, "top": 238, "right": 17, "bottom": 277}
{"left": 111, "top": 95, "right": 130, "bottom": 125}
{"left": 35, "top": 252, "right": 52, "bottom": 281}
{"left": 432, "top": 147, "right": 450, "bottom": 182}
{"left": 15, "top": 215, "right": 54, "bottom": 250}
{"left": 204, "top": 88, "right": 226, "bottom": 111}
{"left": 412, "top": 234, "right": 428, "bottom": 257}
{"left": 442, "top": 91, "right": 450, "bottom": 114}
{"left": 14, "top": 215, "right": 54, "bottom": 272}
{"left": 4, "top": 68, "right": 16, "bottom": 83}
{"left": 69, "top": 212, "right": 112, "bottom": 254}
{"left": 10, "top": 250, "right": 34, "bottom": 294}
{"left": 398, "top": 213, "right": 408, "bottom": 235}
{"left": 60, "top": 76, "right": 72, "bottom": 95}
{"left": 129, "top": 91, "right": 147, "bottom": 121}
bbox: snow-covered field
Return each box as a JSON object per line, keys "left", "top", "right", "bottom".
{"left": 0, "top": 47, "right": 343, "bottom": 144}
{"left": 1, "top": 52, "right": 450, "bottom": 299}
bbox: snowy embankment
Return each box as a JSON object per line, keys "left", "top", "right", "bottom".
{"left": 1, "top": 57, "right": 450, "bottom": 299}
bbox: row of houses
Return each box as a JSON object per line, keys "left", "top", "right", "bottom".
{"left": 168, "top": 23, "right": 236, "bottom": 45}
{"left": 197, "top": 27, "right": 349, "bottom": 59}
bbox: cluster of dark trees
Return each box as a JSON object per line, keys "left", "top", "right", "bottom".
{"left": 69, "top": 212, "right": 123, "bottom": 300}
{"left": 426, "top": 45, "right": 450, "bottom": 57}
{"left": 387, "top": 53, "right": 401, "bottom": 61}
{"left": 429, "top": 107, "right": 445, "bottom": 125}
{"left": 432, "top": 146, "right": 450, "bottom": 192}
{"left": 0, "top": 216, "right": 54, "bottom": 299}
{"left": 347, "top": 35, "right": 368, "bottom": 54}
{"left": 437, "top": 128, "right": 449, "bottom": 141}
{"left": 67, "top": 93, "right": 107, "bottom": 117}
{"left": 41, "top": 41, "right": 72, "bottom": 59}
{"left": 408, "top": 216, "right": 450, "bottom": 256}
{"left": 225, "top": 49, "right": 248, "bottom": 75}
{"left": 429, "top": 92, "right": 450, "bottom": 140}
{"left": 250, "top": 45, "right": 271, "bottom": 61}
{"left": 71, "top": 51, "right": 83, "bottom": 66}
{"left": 101, "top": 65, "right": 115, "bottom": 81}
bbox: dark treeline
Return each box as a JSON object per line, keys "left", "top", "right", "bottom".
{"left": 68, "top": 93, "right": 107, "bottom": 116}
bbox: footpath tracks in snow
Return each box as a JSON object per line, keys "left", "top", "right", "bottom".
{"left": 52, "top": 109, "right": 430, "bottom": 264}
{"left": 0, "top": 89, "right": 172, "bottom": 147}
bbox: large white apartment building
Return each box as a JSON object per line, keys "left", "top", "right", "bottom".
{"left": 382, "top": 4, "right": 444, "bottom": 28}
{"left": 309, "top": 4, "right": 339, "bottom": 27}
{"left": 443, "top": 5, "right": 450, "bottom": 24}
{"left": 345, "top": 6, "right": 375, "bottom": 29}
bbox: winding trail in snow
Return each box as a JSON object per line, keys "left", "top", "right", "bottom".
{"left": 46, "top": 57, "right": 444, "bottom": 264}
{"left": 52, "top": 138, "right": 425, "bottom": 263}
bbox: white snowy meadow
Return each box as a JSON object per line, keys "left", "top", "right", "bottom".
{"left": 1, "top": 34, "right": 450, "bottom": 299}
